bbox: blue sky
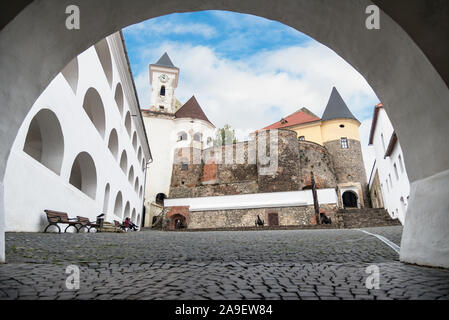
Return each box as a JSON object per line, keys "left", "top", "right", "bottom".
{"left": 123, "top": 10, "right": 379, "bottom": 175}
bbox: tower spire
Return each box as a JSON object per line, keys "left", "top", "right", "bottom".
{"left": 321, "top": 87, "right": 358, "bottom": 122}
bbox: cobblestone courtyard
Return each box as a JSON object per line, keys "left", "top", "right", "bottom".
{"left": 1, "top": 226, "right": 448, "bottom": 300}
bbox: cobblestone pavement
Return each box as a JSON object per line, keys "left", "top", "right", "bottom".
{"left": 1, "top": 226, "right": 448, "bottom": 300}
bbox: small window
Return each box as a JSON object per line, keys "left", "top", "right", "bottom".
{"left": 159, "top": 106, "right": 165, "bottom": 111}
{"left": 398, "top": 155, "right": 405, "bottom": 173}
{"left": 299, "top": 136, "right": 305, "bottom": 141}
{"left": 341, "top": 137, "right": 349, "bottom": 149}
{"left": 178, "top": 132, "right": 187, "bottom": 141}
{"left": 181, "top": 163, "right": 188, "bottom": 171}
{"left": 160, "top": 86, "right": 166, "bottom": 96}
{"left": 207, "top": 137, "right": 212, "bottom": 145}
{"left": 339, "top": 124, "right": 345, "bottom": 128}
{"left": 193, "top": 133, "right": 202, "bottom": 142}
{"left": 394, "top": 163, "right": 399, "bottom": 180}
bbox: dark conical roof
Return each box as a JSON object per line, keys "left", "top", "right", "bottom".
{"left": 175, "top": 96, "right": 214, "bottom": 127}
{"left": 153, "top": 52, "right": 177, "bottom": 68}
{"left": 321, "top": 87, "right": 358, "bottom": 122}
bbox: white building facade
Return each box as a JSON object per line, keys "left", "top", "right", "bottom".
{"left": 3, "top": 32, "right": 151, "bottom": 232}
{"left": 142, "top": 53, "right": 215, "bottom": 226}
{"left": 368, "top": 103, "right": 410, "bottom": 224}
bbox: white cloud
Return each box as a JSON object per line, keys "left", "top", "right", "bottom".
{"left": 126, "top": 20, "right": 216, "bottom": 38}
{"left": 134, "top": 41, "right": 378, "bottom": 179}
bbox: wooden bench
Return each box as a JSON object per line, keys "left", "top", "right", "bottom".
{"left": 77, "top": 216, "right": 101, "bottom": 233}
{"left": 114, "top": 220, "right": 127, "bottom": 231}
{"left": 44, "top": 210, "right": 80, "bottom": 233}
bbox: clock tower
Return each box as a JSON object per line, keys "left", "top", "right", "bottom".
{"left": 149, "top": 52, "right": 179, "bottom": 114}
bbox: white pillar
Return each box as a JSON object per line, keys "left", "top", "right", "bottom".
{"left": 400, "top": 169, "right": 449, "bottom": 268}
{"left": 0, "top": 182, "right": 5, "bottom": 263}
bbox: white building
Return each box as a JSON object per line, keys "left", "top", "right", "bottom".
{"left": 142, "top": 53, "right": 215, "bottom": 226}
{"left": 368, "top": 103, "right": 410, "bottom": 224}
{"left": 3, "top": 32, "right": 151, "bottom": 232}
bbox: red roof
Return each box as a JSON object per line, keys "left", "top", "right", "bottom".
{"left": 261, "top": 108, "right": 321, "bottom": 131}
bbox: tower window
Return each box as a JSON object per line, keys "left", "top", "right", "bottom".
{"left": 159, "top": 106, "right": 165, "bottom": 111}
{"left": 341, "top": 137, "right": 349, "bottom": 149}
{"left": 299, "top": 136, "right": 305, "bottom": 141}
{"left": 160, "top": 85, "right": 166, "bottom": 96}
{"left": 181, "top": 163, "right": 188, "bottom": 171}
{"left": 339, "top": 124, "right": 345, "bottom": 128}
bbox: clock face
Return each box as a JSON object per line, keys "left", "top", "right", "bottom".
{"left": 159, "top": 74, "right": 168, "bottom": 83}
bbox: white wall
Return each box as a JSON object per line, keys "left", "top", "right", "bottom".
{"left": 4, "top": 34, "right": 146, "bottom": 231}
{"left": 371, "top": 108, "right": 411, "bottom": 223}
{"left": 165, "top": 189, "right": 337, "bottom": 211}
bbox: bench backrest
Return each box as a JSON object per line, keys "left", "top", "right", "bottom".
{"left": 45, "top": 210, "right": 69, "bottom": 222}
{"left": 77, "top": 216, "right": 90, "bottom": 225}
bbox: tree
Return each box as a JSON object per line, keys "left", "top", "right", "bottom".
{"left": 214, "top": 124, "right": 238, "bottom": 146}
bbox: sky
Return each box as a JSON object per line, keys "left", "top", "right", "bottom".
{"left": 123, "top": 10, "right": 379, "bottom": 180}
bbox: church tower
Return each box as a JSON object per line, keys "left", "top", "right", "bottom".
{"left": 149, "top": 52, "right": 179, "bottom": 114}
{"left": 320, "top": 87, "right": 368, "bottom": 208}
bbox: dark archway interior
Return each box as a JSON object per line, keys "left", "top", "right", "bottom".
{"left": 343, "top": 191, "right": 358, "bottom": 208}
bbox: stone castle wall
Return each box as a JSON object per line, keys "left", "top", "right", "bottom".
{"left": 298, "top": 141, "right": 337, "bottom": 189}
{"left": 179, "top": 204, "right": 337, "bottom": 230}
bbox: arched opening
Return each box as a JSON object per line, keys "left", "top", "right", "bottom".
{"left": 107, "top": 129, "right": 119, "bottom": 159}
{"left": 114, "top": 192, "right": 123, "bottom": 218}
{"left": 119, "top": 150, "right": 128, "bottom": 173}
{"left": 94, "top": 38, "right": 113, "bottom": 87}
{"left": 193, "top": 132, "right": 202, "bottom": 142}
{"left": 23, "top": 109, "right": 64, "bottom": 175}
{"left": 131, "top": 208, "right": 136, "bottom": 223}
{"left": 128, "top": 165, "right": 134, "bottom": 185}
{"left": 170, "top": 214, "right": 187, "bottom": 230}
{"left": 114, "top": 83, "right": 124, "bottom": 116}
{"left": 61, "top": 56, "right": 79, "bottom": 94}
{"left": 132, "top": 131, "right": 138, "bottom": 151}
{"left": 124, "top": 201, "right": 130, "bottom": 220}
{"left": 137, "top": 214, "right": 141, "bottom": 226}
{"left": 342, "top": 191, "right": 358, "bottom": 209}
{"left": 137, "top": 146, "right": 142, "bottom": 162}
{"left": 1, "top": 0, "right": 449, "bottom": 268}
{"left": 134, "top": 177, "right": 139, "bottom": 193}
{"left": 177, "top": 131, "right": 187, "bottom": 142}
{"left": 124, "top": 111, "right": 131, "bottom": 136}
{"left": 82, "top": 88, "right": 106, "bottom": 139}
{"left": 156, "top": 193, "right": 166, "bottom": 206}
{"left": 160, "top": 85, "right": 165, "bottom": 96}
{"left": 103, "top": 183, "right": 110, "bottom": 214}
{"left": 139, "top": 186, "right": 143, "bottom": 199}
{"left": 69, "top": 152, "right": 97, "bottom": 199}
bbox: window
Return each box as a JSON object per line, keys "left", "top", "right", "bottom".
{"left": 207, "top": 137, "right": 213, "bottom": 145}
{"left": 398, "top": 155, "right": 405, "bottom": 173}
{"left": 299, "top": 136, "right": 305, "bottom": 141}
{"left": 160, "top": 86, "right": 165, "bottom": 96}
{"left": 193, "top": 132, "right": 202, "bottom": 142}
{"left": 159, "top": 106, "right": 165, "bottom": 111}
{"left": 341, "top": 137, "right": 349, "bottom": 149}
{"left": 181, "top": 162, "right": 188, "bottom": 171}
{"left": 177, "top": 132, "right": 187, "bottom": 141}
{"left": 394, "top": 163, "right": 399, "bottom": 180}
{"left": 339, "top": 124, "right": 345, "bottom": 128}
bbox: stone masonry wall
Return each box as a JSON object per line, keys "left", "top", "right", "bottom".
{"left": 299, "top": 141, "right": 337, "bottom": 189}
{"left": 187, "top": 204, "right": 337, "bottom": 229}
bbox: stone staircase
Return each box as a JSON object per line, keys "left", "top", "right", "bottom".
{"left": 335, "top": 208, "right": 402, "bottom": 229}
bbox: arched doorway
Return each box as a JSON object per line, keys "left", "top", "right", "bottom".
{"left": 342, "top": 191, "right": 358, "bottom": 209}
{"left": 170, "top": 214, "right": 187, "bottom": 230}
{"left": 156, "top": 193, "right": 166, "bottom": 206}
{"left": 1, "top": 1, "right": 448, "bottom": 268}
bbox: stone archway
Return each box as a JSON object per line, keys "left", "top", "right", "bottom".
{"left": 170, "top": 214, "right": 187, "bottom": 230}
{"left": 1, "top": 0, "right": 448, "bottom": 268}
